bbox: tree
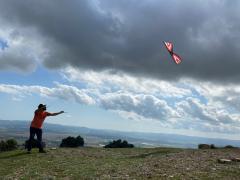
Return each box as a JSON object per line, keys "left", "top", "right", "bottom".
{"left": 60, "top": 135, "right": 84, "bottom": 147}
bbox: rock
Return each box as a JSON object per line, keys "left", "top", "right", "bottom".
{"left": 217, "top": 159, "right": 232, "bottom": 164}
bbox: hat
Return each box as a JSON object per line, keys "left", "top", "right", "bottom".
{"left": 38, "top": 104, "right": 46, "bottom": 109}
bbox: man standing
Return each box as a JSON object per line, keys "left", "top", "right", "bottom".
{"left": 27, "top": 104, "right": 64, "bottom": 153}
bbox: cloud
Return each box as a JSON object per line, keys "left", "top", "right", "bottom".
{"left": 61, "top": 69, "right": 240, "bottom": 133}
{"left": 0, "top": 22, "right": 47, "bottom": 72}
{"left": 62, "top": 67, "right": 192, "bottom": 98}
{"left": 0, "top": 0, "right": 240, "bottom": 82}
{"left": 0, "top": 83, "right": 95, "bottom": 105}
{"left": 2, "top": 69, "right": 240, "bottom": 134}
{"left": 100, "top": 93, "right": 179, "bottom": 121}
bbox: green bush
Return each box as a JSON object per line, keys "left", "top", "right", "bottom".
{"left": 0, "top": 140, "right": 8, "bottom": 151}
{"left": 0, "top": 139, "right": 18, "bottom": 152}
{"left": 6, "top": 139, "right": 18, "bottom": 150}
{"left": 198, "top": 144, "right": 210, "bottom": 149}
{"left": 104, "top": 139, "right": 134, "bottom": 148}
{"left": 60, "top": 135, "right": 84, "bottom": 147}
{"left": 210, "top": 144, "right": 217, "bottom": 149}
{"left": 24, "top": 139, "right": 46, "bottom": 149}
{"left": 224, "top": 145, "right": 236, "bottom": 149}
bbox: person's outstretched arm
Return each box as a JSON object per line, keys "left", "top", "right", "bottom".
{"left": 47, "top": 111, "right": 64, "bottom": 116}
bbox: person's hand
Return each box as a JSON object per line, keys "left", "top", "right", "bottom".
{"left": 60, "top": 111, "right": 64, "bottom": 114}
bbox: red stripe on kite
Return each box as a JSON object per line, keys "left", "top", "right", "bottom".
{"left": 163, "top": 41, "right": 173, "bottom": 53}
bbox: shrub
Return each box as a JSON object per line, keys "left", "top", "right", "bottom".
{"left": 224, "top": 145, "right": 235, "bottom": 149}
{"left": 0, "top": 139, "right": 18, "bottom": 152}
{"left": 104, "top": 139, "right": 134, "bottom": 148}
{"left": 0, "top": 140, "right": 8, "bottom": 152}
{"left": 198, "top": 144, "right": 210, "bottom": 149}
{"left": 60, "top": 135, "right": 84, "bottom": 147}
{"left": 210, "top": 144, "right": 217, "bottom": 149}
{"left": 24, "top": 139, "right": 46, "bottom": 149}
{"left": 6, "top": 139, "right": 18, "bottom": 150}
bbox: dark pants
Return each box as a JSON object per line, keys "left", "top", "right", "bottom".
{"left": 27, "top": 127, "right": 43, "bottom": 152}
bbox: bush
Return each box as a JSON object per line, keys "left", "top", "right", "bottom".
{"left": 0, "top": 140, "right": 8, "bottom": 152}
{"left": 6, "top": 139, "right": 18, "bottom": 150}
{"left": 24, "top": 139, "right": 46, "bottom": 149}
{"left": 198, "top": 144, "right": 210, "bottom": 149}
{"left": 210, "top": 144, "right": 217, "bottom": 149}
{"left": 104, "top": 139, "right": 134, "bottom": 148}
{"left": 60, "top": 135, "right": 84, "bottom": 147}
{"left": 224, "top": 145, "right": 235, "bottom": 149}
{"left": 0, "top": 139, "right": 18, "bottom": 152}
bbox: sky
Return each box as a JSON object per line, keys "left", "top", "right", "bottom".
{"left": 1, "top": 0, "right": 240, "bottom": 139}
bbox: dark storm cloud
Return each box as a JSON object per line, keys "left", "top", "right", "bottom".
{"left": 0, "top": 0, "right": 240, "bottom": 82}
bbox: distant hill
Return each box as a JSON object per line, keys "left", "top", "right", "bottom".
{"left": 1, "top": 120, "right": 240, "bottom": 148}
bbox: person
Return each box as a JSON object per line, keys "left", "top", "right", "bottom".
{"left": 27, "top": 104, "right": 64, "bottom": 153}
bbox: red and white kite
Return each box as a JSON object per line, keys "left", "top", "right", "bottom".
{"left": 163, "top": 41, "right": 182, "bottom": 64}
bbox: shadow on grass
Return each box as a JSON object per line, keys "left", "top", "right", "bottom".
{"left": 0, "top": 151, "right": 28, "bottom": 159}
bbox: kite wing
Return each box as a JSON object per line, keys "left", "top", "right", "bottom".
{"left": 171, "top": 52, "right": 182, "bottom": 64}
{"left": 163, "top": 41, "right": 182, "bottom": 64}
{"left": 163, "top": 41, "right": 173, "bottom": 53}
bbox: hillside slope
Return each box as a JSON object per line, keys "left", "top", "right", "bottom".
{"left": 1, "top": 148, "right": 240, "bottom": 179}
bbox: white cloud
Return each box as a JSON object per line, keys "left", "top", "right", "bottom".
{"left": 1, "top": 68, "right": 240, "bottom": 134}
{"left": 61, "top": 68, "right": 240, "bottom": 133}
{"left": 0, "top": 83, "right": 95, "bottom": 105}
{"left": 100, "top": 92, "right": 179, "bottom": 121}
{"left": 62, "top": 67, "right": 192, "bottom": 98}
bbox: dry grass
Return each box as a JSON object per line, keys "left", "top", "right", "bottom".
{"left": 0, "top": 147, "right": 240, "bottom": 179}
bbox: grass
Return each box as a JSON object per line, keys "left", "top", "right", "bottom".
{"left": 0, "top": 147, "right": 179, "bottom": 179}
{"left": 0, "top": 147, "right": 240, "bottom": 179}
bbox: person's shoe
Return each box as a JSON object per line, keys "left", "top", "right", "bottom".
{"left": 39, "top": 150, "right": 47, "bottom": 153}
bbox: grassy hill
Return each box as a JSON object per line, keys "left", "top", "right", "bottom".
{"left": 1, "top": 147, "right": 240, "bottom": 179}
